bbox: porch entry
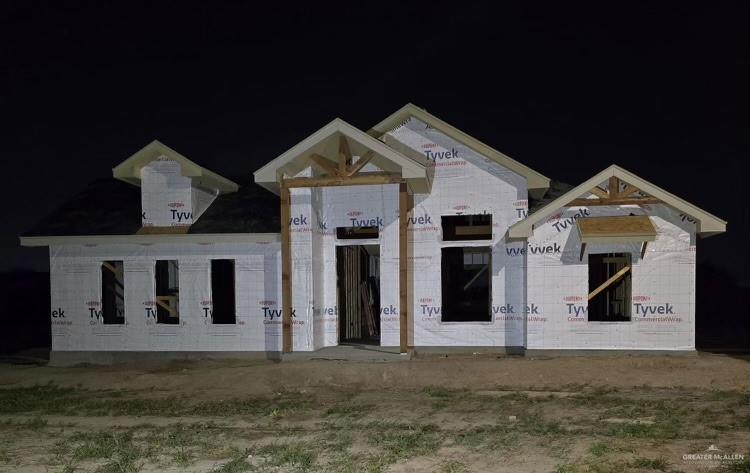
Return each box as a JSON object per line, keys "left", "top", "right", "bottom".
{"left": 336, "top": 245, "right": 380, "bottom": 345}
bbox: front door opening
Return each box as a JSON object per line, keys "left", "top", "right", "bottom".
{"left": 441, "top": 247, "right": 491, "bottom": 322}
{"left": 588, "top": 252, "right": 632, "bottom": 322}
{"left": 336, "top": 245, "right": 380, "bottom": 344}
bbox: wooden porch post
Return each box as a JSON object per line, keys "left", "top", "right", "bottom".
{"left": 280, "top": 182, "right": 293, "bottom": 353}
{"left": 399, "top": 182, "right": 409, "bottom": 353}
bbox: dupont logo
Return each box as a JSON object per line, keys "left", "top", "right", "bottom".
{"left": 347, "top": 210, "right": 363, "bottom": 217}
{"left": 550, "top": 209, "right": 590, "bottom": 233}
{"left": 453, "top": 204, "right": 470, "bottom": 212}
{"left": 168, "top": 202, "right": 185, "bottom": 209}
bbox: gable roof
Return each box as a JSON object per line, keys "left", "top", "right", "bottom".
{"left": 253, "top": 118, "right": 432, "bottom": 194}
{"left": 113, "top": 140, "right": 239, "bottom": 193}
{"left": 368, "top": 103, "right": 551, "bottom": 197}
{"left": 508, "top": 164, "right": 727, "bottom": 239}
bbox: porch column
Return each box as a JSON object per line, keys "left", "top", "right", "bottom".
{"left": 280, "top": 182, "right": 293, "bottom": 353}
{"left": 399, "top": 182, "right": 409, "bottom": 353}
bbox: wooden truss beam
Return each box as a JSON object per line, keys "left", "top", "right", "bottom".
{"left": 347, "top": 151, "right": 374, "bottom": 177}
{"left": 567, "top": 176, "right": 660, "bottom": 208}
{"left": 588, "top": 266, "right": 630, "bottom": 301}
{"left": 338, "top": 135, "right": 352, "bottom": 174}
{"left": 568, "top": 197, "right": 661, "bottom": 207}
{"left": 309, "top": 153, "right": 341, "bottom": 176}
{"left": 284, "top": 172, "right": 403, "bottom": 189}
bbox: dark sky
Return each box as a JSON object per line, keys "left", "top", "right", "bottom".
{"left": 2, "top": 2, "right": 748, "bottom": 284}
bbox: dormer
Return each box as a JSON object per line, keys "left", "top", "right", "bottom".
{"left": 113, "top": 140, "right": 238, "bottom": 229}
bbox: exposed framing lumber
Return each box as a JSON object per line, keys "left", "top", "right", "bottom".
{"left": 280, "top": 182, "right": 293, "bottom": 353}
{"left": 589, "top": 186, "right": 609, "bottom": 199}
{"left": 620, "top": 184, "right": 640, "bottom": 198}
{"left": 284, "top": 173, "right": 403, "bottom": 189}
{"left": 640, "top": 241, "right": 648, "bottom": 259}
{"left": 347, "top": 151, "right": 374, "bottom": 176}
{"left": 568, "top": 176, "right": 661, "bottom": 208}
{"left": 609, "top": 176, "right": 620, "bottom": 199}
{"left": 568, "top": 197, "right": 661, "bottom": 207}
{"left": 102, "top": 261, "right": 122, "bottom": 278}
{"left": 309, "top": 153, "right": 341, "bottom": 176}
{"left": 579, "top": 242, "right": 587, "bottom": 262}
{"left": 399, "top": 182, "right": 408, "bottom": 354}
{"left": 588, "top": 266, "right": 631, "bottom": 301}
{"left": 155, "top": 296, "right": 178, "bottom": 317}
{"left": 338, "top": 135, "right": 352, "bottom": 174}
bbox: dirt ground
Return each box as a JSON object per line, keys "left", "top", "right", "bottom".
{"left": 0, "top": 352, "right": 748, "bottom": 473}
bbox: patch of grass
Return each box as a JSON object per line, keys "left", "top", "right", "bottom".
{"left": 629, "top": 456, "right": 669, "bottom": 471}
{"left": 0, "top": 384, "right": 309, "bottom": 419}
{"left": 211, "top": 453, "right": 252, "bottom": 473}
{"left": 256, "top": 443, "right": 317, "bottom": 471}
{"left": 325, "top": 403, "right": 374, "bottom": 418}
{"left": 423, "top": 386, "right": 455, "bottom": 398}
{"left": 172, "top": 447, "right": 193, "bottom": 467}
{"left": 0, "top": 385, "right": 77, "bottom": 414}
{"left": 441, "top": 459, "right": 468, "bottom": 473}
{"left": 589, "top": 441, "right": 611, "bottom": 457}
{"left": 453, "top": 424, "right": 519, "bottom": 451}
{"left": 367, "top": 422, "right": 442, "bottom": 460}
{"left": 0, "top": 448, "right": 10, "bottom": 463}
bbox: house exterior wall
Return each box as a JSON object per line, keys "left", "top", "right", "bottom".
{"left": 525, "top": 202, "right": 697, "bottom": 350}
{"left": 385, "top": 118, "right": 528, "bottom": 347}
{"left": 49, "top": 241, "right": 285, "bottom": 352}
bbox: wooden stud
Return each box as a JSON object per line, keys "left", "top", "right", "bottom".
{"left": 608, "top": 176, "right": 620, "bottom": 199}
{"left": 589, "top": 186, "right": 609, "bottom": 199}
{"left": 579, "top": 242, "right": 587, "bottom": 262}
{"left": 280, "top": 182, "right": 293, "bottom": 353}
{"left": 620, "top": 184, "right": 641, "bottom": 198}
{"left": 346, "top": 151, "right": 374, "bottom": 176}
{"left": 155, "top": 296, "right": 178, "bottom": 316}
{"left": 339, "top": 136, "right": 352, "bottom": 174}
{"left": 399, "top": 182, "right": 408, "bottom": 354}
{"left": 309, "top": 154, "right": 340, "bottom": 176}
{"left": 588, "top": 266, "right": 631, "bottom": 301}
{"left": 640, "top": 241, "right": 648, "bottom": 259}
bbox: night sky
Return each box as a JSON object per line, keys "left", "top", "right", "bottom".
{"left": 2, "top": 2, "right": 748, "bottom": 284}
